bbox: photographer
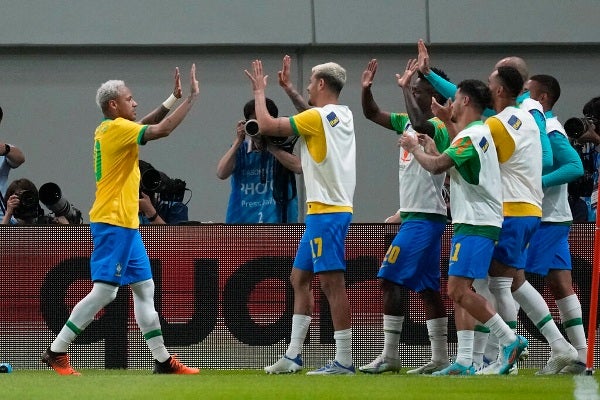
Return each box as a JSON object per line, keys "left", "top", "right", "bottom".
{"left": 138, "top": 160, "right": 188, "bottom": 225}
{"left": 565, "top": 96, "right": 600, "bottom": 222}
{"left": 1, "top": 178, "right": 68, "bottom": 225}
{"left": 216, "top": 98, "right": 301, "bottom": 223}
{"left": 0, "top": 106, "right": 26, "bottom": 218}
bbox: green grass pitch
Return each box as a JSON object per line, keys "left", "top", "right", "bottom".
{"left": 0, "top": 368, "right": 596, "bottom": 400}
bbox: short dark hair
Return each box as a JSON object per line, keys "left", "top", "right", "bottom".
{"left": 418, "top": 67, "right": 450, "bottom": 104}
{"left": 529, "top": 74, "right": 561, "bottom": 108}
{"left": 243, "top": 98, "right": 278, "bottom": 120}
{"left": 583, "top": 97, "right": 600, "bottom": 121}
{"left": 457, "top": 79, "right": 492, "bottom": 113}
{"left": 496, "top": 66, "right": 524, "bottom": 99}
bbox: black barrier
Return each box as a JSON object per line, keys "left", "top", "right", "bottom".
{"left": 0, "top": 224, "right": 597, "bottom": 370}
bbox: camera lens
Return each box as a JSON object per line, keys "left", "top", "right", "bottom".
{"left": 18, "top": 190, "right": 37, "bottom": 209}
{"left": 244, "top": 119, "right": 260, "bottom": 136}
{"left": 564, "top": 117, "right": 589, "bottom": 139}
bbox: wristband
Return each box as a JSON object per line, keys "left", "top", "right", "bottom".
{"left": 162, "top": 94, "right": 178, "bottom": 110}
{"left": 3, "top": 144, "right": 10, "bottom": 156}
{"left": 147, "top": 212, "right": 158, "bottom": 222}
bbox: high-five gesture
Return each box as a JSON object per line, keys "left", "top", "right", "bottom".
{"left": 278, "top": 55, "right": 293, "bottom": 91}
{"left": 396, "top": 59, "right": 418, "bottom": 89}
{"left": 361, "top": 59, "right": 378, "bottom": 89}
{"left": 245, "top": 60, "right": 268, "bottom": 92}
{"left": 417, "top": 39, "right": 431, "bottom": 76}
{"left": 278, "top": 55, "right": 310, "bottom": 112}
{"left": 172, "top": 67, "right": 182, "bottom": 99}
{"left": 189, "top": 63, "right": 199, "bottom": 98}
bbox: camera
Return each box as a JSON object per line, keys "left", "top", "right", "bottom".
{"left": 39, "top": 182, "right": 82, "bottom": 224}
{"left": 139, "top": 160, "right": 186, "bottom": 202}
{"left": 244, "top": 119, "right": 260, "bottom": 136}
{"left": 564, "top": 116, "right": 597, "bottom": 139}
{"left": 13, "top": 189, "right": 39, "bottom": 219}
{"left": 17, "top": 190, "right": 37, "bottom": 209}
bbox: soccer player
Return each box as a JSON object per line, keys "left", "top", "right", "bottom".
{"left": 416, "top": 41, "right": 576, "bottom": 373}
{"left": 524, "top": 74, "right": 586, "bottom": 374}
{"left": 246, "top": 59, "right": 356, "bottom": 375}
{"left": 41, "top": 66, "right": 200, "bottom": 375}
{"left": 476, "top": 67, "right": 577, "bottom": 374}
{"left": 400, "top": 79, "right": 528, "bottom": 375}
{"left": 358, "top": 58, "right": 450, "bottom": 374}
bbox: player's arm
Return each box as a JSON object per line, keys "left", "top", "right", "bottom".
{"left": 139, "top": 67, "right": 182, "bottom": 125}
{"left": 361, "top": 59, "right": 393, "bottom": 130}
{"left": 216, "top": 121, "right": 245, "bottom": 180}
{"left": 529, "top": 108, "right": 552, "bottom": 169}
{"left": 397, "top": 58, "right": 436, "bottom": 138}
{"left": 417, "top": 39, "right": 458, "bottom": 101}
{"left": 400, "top": 132, "right": 454, "bottom": 174}
{"left": 279, "top": 55, "right": 310, "bottom": 112}
{"left": 0, "top": 142, "right": 25, "bottom": 167}
{"left": 267, "top": 143, "right": 302, "bottom": 174}
{"left": 542, "top": 131, "right": 584, "bottom": 188}
{"left": 245, "top": 60, "right": 295, "bottom": 137}
{"left": 143, "top": 64, "right": 199, "bottom": 142}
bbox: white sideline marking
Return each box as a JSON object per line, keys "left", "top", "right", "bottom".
{"left": 574, "top": 375, "right": 600, "bottom": 400}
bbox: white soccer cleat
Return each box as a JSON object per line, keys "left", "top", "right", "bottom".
{"left": 358, "top": 354, "right": 401, "bottom": 374}
{"left": 307, "top": 360, "right": 355, "bottom": 375}
{"left": 536, "top": 346, "right": 579, "bottom": 375}
{"left": 406, "top": 360, "right": 450, "bottom": 375}
{"left": 264, "top": 354, "right": 303, "bottom": 374}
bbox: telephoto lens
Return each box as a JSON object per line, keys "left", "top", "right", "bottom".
{"left": 244, "top": 119, "right": 260, "bottom": 136}
{"left": 564, "top": 117, "right": 590, "bottom": 139}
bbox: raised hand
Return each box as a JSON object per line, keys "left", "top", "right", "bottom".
{"left": 278, "top": 55, "right": 293, "bottom": 90}
{"left": 189, "top": 63, "right": 199, "bottom": 97}
{"left": 396, "top": 59, "right": 418, "bottom": 88}
{"left": 172, "top": 67, "right": 182, "bottom": 98}
{"left": 361, "top": 59, "right": 378, "bottom": 89}
{"left": 417, "top": 39, "right": 431, "bottom": 75}
{"left": 245, "top": 60, "right": 268, "bottom": 92}
{"left": 431, "top": 97, "right": 452, "bottom": 123}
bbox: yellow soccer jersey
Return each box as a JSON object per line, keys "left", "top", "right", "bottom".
{"left": 89, "top": 118, "right": 147, "bottom": 228}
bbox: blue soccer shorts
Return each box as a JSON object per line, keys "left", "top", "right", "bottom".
{"left": 294, "top": 212, "right": 352, "bottom": 274}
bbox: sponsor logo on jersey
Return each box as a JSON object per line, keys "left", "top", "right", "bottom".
{"left": 478, "top": 137, "right": 489, "bottom": 152}
{"left": 508, "top": 115, "right": 522, "bottom": 130}
{"left": 326, "top": 112, "right": 339, "bottom": 127}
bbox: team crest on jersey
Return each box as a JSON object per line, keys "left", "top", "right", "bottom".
{"left": 508, "top": 115, "right": 522, "bottom": 130}
{"left": 478, "top": 137, "right": 489, "bottom": 152}
{"left": 326, "top": 112, "right": 339, "bottom": 127}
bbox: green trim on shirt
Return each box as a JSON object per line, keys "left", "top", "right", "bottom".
{"left": 454, "top": 223, "right": 501, "bottom": 240}
{"left": 400, "top": 212, "right": 447, "bottom": 223}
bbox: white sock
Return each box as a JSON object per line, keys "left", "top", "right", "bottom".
{"left": 51, "top": 282, "right": 118, "bottom": 353}
{"left": 484, "top": 313, "right": 516, "bottom": 347}
{"left": 483, "top": 333, "right": 500, "bottom": 363}
{"left": 285, "top": 314, "right": 311, "bottom": 358}
{"left": 489, "top": 276, "right": 517, "bottom": 327}
{"left": 131, "top": 279, "right": 170, "bottom": 362}
{"left": 557, "top": 294, "right": 588, "bottom": 362}
{"left": 455, "top": 330, "right": 474, "bottom": 367}
{"left": 473, "top": 325, "right": 490, "bottom": 366}
{"left": 382, "top": 315, "right": 404, "bottom": 359}
{"left": 426, "top": 317, "right": 448, "bottom": 363}
{"left": 334, "top": 329, "right": 353, "bottom": 367}
{"left": 473, "top": 278, "right": 496, "bottom": 308}
{"left": 513, "top": 281, "right": 571, "bottom": 354}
